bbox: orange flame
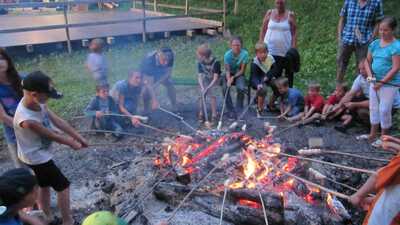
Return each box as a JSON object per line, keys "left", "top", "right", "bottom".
{"left": 244, "top": 151, "right": 258, "bottom": 180}
{"left": 237, "top": 199, "right": 261, "bottom": 209}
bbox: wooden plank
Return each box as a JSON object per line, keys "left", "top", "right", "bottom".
{"left": 0, "top": 11, "right": 222, "bottom": 47}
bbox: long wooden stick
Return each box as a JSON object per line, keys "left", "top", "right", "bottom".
{"left": 265, "top": 150, "right": 376, "bottom": 175}
{"left": 218, "top": 186, "right": 228, "bottom": 225}
{"left": 78, "top": 129, "right": 160, "bottom": 141}
{"left": 166, "top": 154, "right": 230, "bottom": 222}
{"left": 269, "top": 163, "right": 351, "bottom": 200}
{"left": 299, "top": 149, "right": 390, "bottom": 163}
{"left": 258, "top": 190, "right": 269, "bottom": 225}
{"left": 72, "top": 113, "right": 148, "bottom": 121}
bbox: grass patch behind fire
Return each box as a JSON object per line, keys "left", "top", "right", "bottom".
{"left": 10, "top": 0, "right": 400, "bottom": 123}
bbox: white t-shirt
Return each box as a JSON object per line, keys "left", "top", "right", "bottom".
{"left": 351, "top": 74, "right": 370, "bottom": 97}
{"left": 13, "top": 99, "right": 54, "bottom": 165}
{"left": 352, "top": 74, "right": 400, "bottom": 108}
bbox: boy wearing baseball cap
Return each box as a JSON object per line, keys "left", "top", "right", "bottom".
{"left": 13, "top": 71, "right": 88, "bottom": 225}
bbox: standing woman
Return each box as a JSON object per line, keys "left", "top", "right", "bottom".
{"left": 365, "top": 17, "right": 400, "bottom": 147}
{"left": 0, "top": 48, "right": 23, "bottom": 167}
{"left": 259, "top": 0, "right": 297, "bottom": 88}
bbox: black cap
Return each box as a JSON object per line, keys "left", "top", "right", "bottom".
{"left": 22, "top": 71, "right": 63, "bottom": 99}
{"left": 0, "top": 168, "right": 37, "bottom": 217}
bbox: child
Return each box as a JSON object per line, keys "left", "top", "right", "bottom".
{"left": 250, "top": 42, "right": 277, "bottom": 115}
{"left": 84, "top": 84, "right": 123, "bottom": 139}
{"left": 222, "top": 36, "right": 249, "bottom": 118}
{"left": 287, "top": 82, "right": 324, "bottom": 124}
{"left": 275, "top": 77, "right": 304, "bottom": 119}
{"left": 118, "top": 71, "right": 158, "bottom": 127}
{"left": 196, "top": 44, "right": 221, "bottom": 125}
{"left": 321, "top": 83, "right": 348, "bottom": 120}
{"left": 13, "top": 71, "right": 88, "bottom": 225}
{"left": 0, "top": 168, "right": 44, "bottom": 225}
{"left": 349, "top": 136, "right": 400, "bottom": 225}
{"left": 86, "top": 38, "right": 108, "bottom": 86}
{"left": 365, "top": 17, "right": 400, "bottom": 146}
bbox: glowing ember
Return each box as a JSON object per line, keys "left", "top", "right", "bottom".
{"left": 283, "top": 157, "right": 298, "bottom": 172}
{"left": 237, "top": 199, "right": 262, "bottom": 209}
{"left": 283, "top": 178, "right": 295, "bottom": 190}
{"left": 304, "top": 186, "right": 321, "bottom": 204}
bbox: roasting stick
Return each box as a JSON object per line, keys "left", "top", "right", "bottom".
{"left": 72, "top": 113, "right": 149, "bottom": 122}
{"left": 79, "top": 129, "right": 161, "bottom": 141}
{"left": 308, "top": 168, "right": 358, "bottom": 192}
{"left": 265, "top": 150, "right": 376, "bottom": 175}
{"left": 267, "top": 162, "right": 351, "bottom": 200}
{"left": 218, "top": 179, "right": 230, "bottom": 225}
{"left": 298, "top": 149, "right": 390, "bottom": 163}
{"left": 166, "top": 154, "right": 230, "bottom": 223}
{"left": 138, "top": 122, "right": 192, "bottom": 140}
{"left": 258, "top": 191, "right": 269, "bottom": 225}
{"left": 217, "top": 86, "right": 231, "bottom": 130}
{"left": 158, "top": 107, "right": 198, "bottom": 133}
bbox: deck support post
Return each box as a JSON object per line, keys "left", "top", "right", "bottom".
{"left": 63, "top": 0, "right": 72, "bottom": 54}
{"left": 141, "top": 0, "right": 147, "bottom": 43}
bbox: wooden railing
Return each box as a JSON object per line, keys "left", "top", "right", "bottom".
{"left": 0, "top": 0, "right": 228, "bottom": 53}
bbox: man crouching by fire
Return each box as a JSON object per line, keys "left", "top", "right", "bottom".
{"left": 349, "top": 135, "right": 400, "bottom": 225}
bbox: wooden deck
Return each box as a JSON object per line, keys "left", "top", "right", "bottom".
{"left": 0, "top": 9, "right": 222, "bottom": 47}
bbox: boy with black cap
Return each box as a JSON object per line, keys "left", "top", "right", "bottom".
{"left": 13, "top": 71, "right": 88, "bottom": 225}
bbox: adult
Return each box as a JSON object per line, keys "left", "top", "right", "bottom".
{"left": 335, "top": 59, "right": 400, "bottom": 134}
{"left": 0, "top": 48, "right": 23, "bottom": 168}
{"left": 222, "top": 36, "right": 249, "bottom": 117}
{"left": 336, "top": 0, "right": 384, "bottom": 83}
{"left": 140, "top": 47, "right": 176, "bottom": 109}
{"left": 365, "top": 17, "right": 400, "bottom": 147}
{"left": 118, "top": 71, "right": 158, "bottom": 126}
{"left": 259, "top": 0, "right": 297, "bottom": 87}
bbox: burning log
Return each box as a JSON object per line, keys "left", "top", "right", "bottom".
{"left": 268, "top": 162, "right": 351, "bottom": 201}
{"left": 165, "top": 154, "right": 230, "bottom": 223}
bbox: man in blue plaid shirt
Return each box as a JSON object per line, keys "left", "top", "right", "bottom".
{"left": 336, "top": 0, "right": 384, "bottom": 83}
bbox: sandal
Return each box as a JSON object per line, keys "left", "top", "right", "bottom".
{"left": 356, "top": 134, "right": 369, "bottom": 140}
{"left": 371, "top": 139, "right": 382, "bottom": 148}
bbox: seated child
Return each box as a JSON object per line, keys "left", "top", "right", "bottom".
{"left": 250, "top": 42, "right": 277, "bottom": 115}
{"left": 275, "top": 77, "right": 304, "bottom": 119}
{"left": 0, "top": 168, "right": 44, "bottom": 225}
{"left": 349, "top": 135, "right": 400, "bottom": 225}
{"left": 321, "top": 83, "right": 348, "bottom": 120}
{"left": 287, "top": 82, "right": 324, "bottom": 124}
{"left": 118, "top": 71, "right": 158, "bottom": 127}
{"left": 84, "top": 84, "right": 123, "bottom": 139}
{"left": 86, "top": 39, "right": 108, "bottom": 86}
{"left": 196, "top": 44, "right": 221, "bottom": 125}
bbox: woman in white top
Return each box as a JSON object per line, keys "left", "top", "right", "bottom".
{"left": 259, "top": 0, "right": 297, "bottom": 88}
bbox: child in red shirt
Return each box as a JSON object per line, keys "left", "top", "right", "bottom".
{"left": 321, "top": 83, "right": 348, "bottom": 120}
{"left": 288, "top": 83, "right": 324, "bottom": 124}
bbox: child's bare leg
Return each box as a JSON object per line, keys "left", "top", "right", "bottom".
{"left": 381, "top": 128, "right": 390, "bottom": 137}
{"left": 341, "top": 114, "right": 352, "bottom": 126}
{"left": 369, "top": 124, "right": 379, "bottom": 142}
{"left": 210, "top": 96, "right": 217, "bottom": 119}
{"left": 287, "top": 113, "right": 303, "bottom": 122}
{"left": 57, "top": 187, "right": 74, "bottom": 225}
{"left": 38, "top": 187, "right": 52, "bottom": 222}
{"left": 257, "top": 96, "right": 265, "bottom": 111}
{"left": 303, "top": 113, "right": 320, "bottom": 125}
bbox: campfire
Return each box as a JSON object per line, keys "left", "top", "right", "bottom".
{"left": 152, "top": 129, "right": 353, "bottom": 225}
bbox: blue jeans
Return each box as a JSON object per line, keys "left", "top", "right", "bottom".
{"left": 222, "top": 75, "right": 246, "bottom": 112}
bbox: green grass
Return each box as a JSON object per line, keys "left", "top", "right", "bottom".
{"left": 11, "top": 0, "right": 400, "bottom": 118}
